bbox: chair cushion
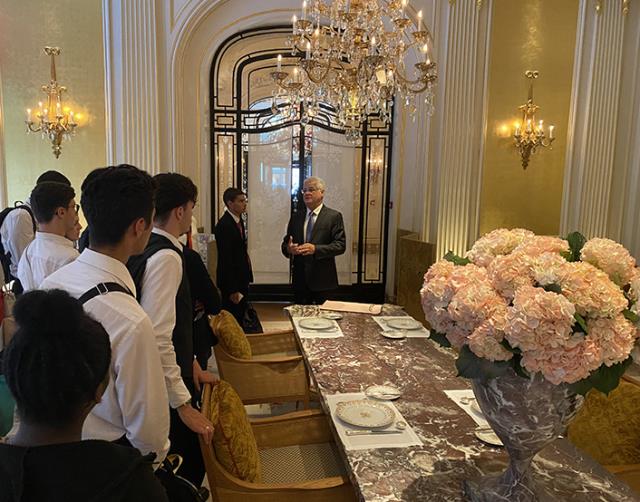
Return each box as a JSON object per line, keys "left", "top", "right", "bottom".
{"left": 568, "top": 380, "right": 640, "bottom": 465}
{"left": 259, "top": 443, "right": 346, "bottom": 484}
{"left": 210, "top": 310, "right": 252, "bottom": 359}
{"left": 209, "top": 380, "right": 262, "bottom": 483}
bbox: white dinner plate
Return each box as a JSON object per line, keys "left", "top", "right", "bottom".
{"left": 335, "top": 400, "right": 395, "bottom": 428}
{"left": 381, "top": 330, "right": 406, "bottom": 340}
{"left": 365, "top": 385, "right": 402, "bottom": 401}
{"left": 298, "top": 317, "right": 335, "bottom": 330}
{"left": 474, "top": 428, "right": 503, "bottom": 447}
{"left": 470, "top": 401, "right": 483, "bottom": 417}
{"left": 322, "top": 312, "right": 343, "bottom": 320}
{"left": 386, "top": 318, "right": 423, "bottom": 330}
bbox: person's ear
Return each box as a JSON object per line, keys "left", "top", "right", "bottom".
{"left": 133, "top": 217, "right": 148, "bottom": 237}
{"left": 55, "top": 206, "right": 66, "bottom": 219}
{"left": 176, "top": 205, "right": 185, "bottom": 221}
{"left": 93, "top": 375, "right": 109, "bottom": 405}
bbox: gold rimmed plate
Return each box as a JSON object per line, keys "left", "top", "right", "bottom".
{"left": 298, "top": 317, "right": 335, "bottom": 330}
{"left": 386, "top": 318, "right": 423, "bottom": 330}
{"left": 335, "top": 400, "right": 395, "bottom": 428}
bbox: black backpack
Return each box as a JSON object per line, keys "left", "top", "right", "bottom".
{"left": 0, "top": 203, "right": 36, "bottom": 282}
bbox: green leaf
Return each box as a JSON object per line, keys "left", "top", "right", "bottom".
{"left": 542, "top": 283, "right": 562, "bottom": 294}
{"left": 500, "top": 338, "right": 522, "bottom": 355}
{"left": 560, "top": 250, "right": 572, "bottom": 262}
{"left": 623, "top": 309, "right": 640, "bottom": 324}
{"left": 443, "top": 251, "right": 471, "bottom": 266}
{"left": 574, "top": 313, "right": 588, "bottom": 333}
{"left": 569, "top": 357, "right": 633, "bottom": 396}
{"left": 512, "top": 356, "right": 530, "bottom": 379}
{"left": 566, "top": 231, "right": 587, "bottom": 262}
{"left": 429, "top": 331, "right": 451, "bottom": 348}
{"left": 455, "top": 345, "right": 513, "bottom": 381}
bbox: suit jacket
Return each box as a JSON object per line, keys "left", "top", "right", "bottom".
{"left": 281, "top": 205, "right": 346, "bottom": 292}
{"left": 214, "top": 211, "right": 253, "bottom": 295}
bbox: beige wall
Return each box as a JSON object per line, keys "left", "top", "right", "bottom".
{"left": 0, "top": 0, "right": 105, "bottom": 204}
{"left": 479, "top": 0, "right": 579, "bottom": 236}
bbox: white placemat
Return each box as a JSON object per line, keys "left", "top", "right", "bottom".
{"left": 326, "top": 392, "right": 423, "bottom": 451}
{"left": 319, "top": 300, "right": 383, "bottom": 315}
{"left": 372, "top": 316, "right": 430, "bottom": 338}
{"left": 292, "top": 317, "right": 344, "bottom": 338}
{"left": 444, "top": 389, "right": 489, "bottom": 427}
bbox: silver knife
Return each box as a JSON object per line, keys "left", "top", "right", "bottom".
{"left": 345, "top": 429, "right": 403, "bottom": 436}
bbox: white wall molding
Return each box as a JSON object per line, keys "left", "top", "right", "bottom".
{"left": 0, "top": 69, "right": 7, "bottom": 208}
{"left": 102, "top": 0, "right": 162, "bottom": 174}
{"left": 560, "top": 0, "right": 635, "bottom": 243}
{"left": 429, "top": 0, "right": 493, "bottom": 258}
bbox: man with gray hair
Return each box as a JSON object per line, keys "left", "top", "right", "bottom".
{"left": 281, "top": 176, "right": 346, "bottom": 304}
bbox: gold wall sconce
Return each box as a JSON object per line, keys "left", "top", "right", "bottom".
{"left": 25, "top": 47, "right": 78, "bottom": 158}
{"left": 513, "top": 70, "right": 555, "bottom": 169}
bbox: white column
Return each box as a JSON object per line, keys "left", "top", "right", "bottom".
{"left": 102, "top": 0, "right": 162, "bottom": 174}
{"left": 560, "top": 0, "right": 639, "bottom": 248}
{"left": 0, "top": 69, "right": 7, "bottom": 208}
{"left": 428, "top": 0, "right": 493, "bottom": 258}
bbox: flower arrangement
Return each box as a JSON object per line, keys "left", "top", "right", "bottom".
{"left": 420, "top": 229, "right": 640, "bottom": 394}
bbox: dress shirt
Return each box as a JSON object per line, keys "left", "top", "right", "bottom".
{"left": 41, "top": 249, "right": 170, "bottom": 464}
{"left": 17, "top": 232, "right": 79, "bottom": 291}
{"left": 303, "top": 203, "right": 323, "bottom": 243}
{"left": 139, "top": 227, "right": 192, "bottom": 409}
{"left": 0, "top": 201, "right": 35, "bottom": 277}
{"left": 225, "top": 207, "right": 241, "bottom": 225}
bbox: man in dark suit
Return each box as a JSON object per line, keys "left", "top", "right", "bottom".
{"left": 214, "top": 188, "right": 253, "bottom": 324}
{"left": 281, "top": 177, "right": 346, "bottom": 304}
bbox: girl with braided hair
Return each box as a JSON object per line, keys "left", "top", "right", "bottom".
{"left": 0, "top": 289, "right": 168, "bottom": 501}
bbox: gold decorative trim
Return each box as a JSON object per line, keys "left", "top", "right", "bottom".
{"left": 595, "top": 0, "right": 602, "bottom": 13}
{"left": 623, "top": 0, "right": 630, "bottom": 15}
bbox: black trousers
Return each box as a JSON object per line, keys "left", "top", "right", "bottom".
{"left": 293, "top": 280, "right": 332, "bottom": 305}
{"left": 168, "top": 379, "right": 205, "bottom": 487}
{"left": 221, "top": 291, "right": 248, "bottom": 325}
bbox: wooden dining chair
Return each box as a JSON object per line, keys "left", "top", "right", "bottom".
{"left": 209, "top": 311, "right": 312, "bottom": 408}
{"left": 198, "top": 381, "right": 355, "bottom": 502}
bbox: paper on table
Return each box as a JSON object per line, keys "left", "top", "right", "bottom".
{"left": 326, "top": 392, "right": 423, "bottom": 451}
{"left": 372, "top": 316, "right": 430, "bottom": 338}
{"left": 444, "top": 389, "right": 489, "bottom": 427}
{"left": 292, "top": 317, "right": 344, "bottom": 338}
{"left": 319, "top": 300, "right": 382, "bottom": 315}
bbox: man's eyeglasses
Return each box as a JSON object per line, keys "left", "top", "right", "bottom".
{"left": 68, "top": 203, "right": 80, "bottom": 212}
{"left": 302, "top": 187, "right": 320, "bottom": 193}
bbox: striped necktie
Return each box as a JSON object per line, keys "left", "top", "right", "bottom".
{"left": 305, "top": 211, "right": 315, "bottom": 243}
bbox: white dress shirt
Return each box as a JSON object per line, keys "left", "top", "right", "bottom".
{"left": 139, "top": 227, "right": 192, "bottom": 409}
{"left": 41, "top": 249, "right": 170, "bottom": 464}
{"left": 0, "top": 202, "right": 35, "bottom": 277}
{"left": 303, "top": 203, "right": 323, "bottom": 242}
{"left": 17, "top": 232, "right": 79, "bottom": 291}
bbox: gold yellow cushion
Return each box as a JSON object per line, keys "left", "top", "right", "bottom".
{"left": 568, "top": 380, "right": 640, "bottom": 466}
{"left": 210, "top": 310, "right": 252, "bottom": 359}
{"left": 208, "top": 380, "right": 262, "bottom": 483}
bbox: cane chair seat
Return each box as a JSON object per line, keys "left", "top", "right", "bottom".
{"left": 258, "top": 443, "right": 346, "bottom": 484}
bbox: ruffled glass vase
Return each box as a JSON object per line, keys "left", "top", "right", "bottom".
{"left": 463, "top": 370, "right": 583, "bottom": 501}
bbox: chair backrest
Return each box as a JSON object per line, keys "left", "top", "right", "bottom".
{"left": 568, "top": 380, "right": 640, "bottom": 465}
{"left": 209, "top": 311, "right": 252, "bottom": 359}
{"left": 200, "top": 381, "right": 262, "bottom": 484}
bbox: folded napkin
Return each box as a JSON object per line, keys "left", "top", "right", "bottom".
{"left": 320, "top": 300, "right": 382, "bottom": 315}
{"left": 372, "top": 316, "right": 430, "bottom": 338}
{"left": 444, "top": 389, "right": 489, "bottom": 427}
{"left": 292, "top": 317, "right": 344, "bottom": 338}
{"left": 326, "top": 392, "right": 423, "bottom": 451}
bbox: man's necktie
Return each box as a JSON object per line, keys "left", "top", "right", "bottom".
{"left": 305, "top": 212, "right": 315, "bottom": 243}
{"left": 236, "top": 220, "right": 244, "bottom": 240}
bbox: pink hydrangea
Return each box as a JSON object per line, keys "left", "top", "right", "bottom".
{"left": 467, "top": 309, "right": 513, "bottom": 362}
{"left": 487, "top": 252, "right": 534, "bottom": 300}
{"left": 531, "top": 252, "right": 568, "bottom": 286}
{"left": 465, "top": 228, "right": 535, "bottom": 267}
{"left": 558, "top": 262, "right": 628, "bottom": 318}
{"left": 627, "top": 267, "right": 640, "bottom": 303}
{"left": 581, "top": 238, "right": 636, "bottom": 286}
{"left": 587, "top": 315, "right": 638, "bottom": 366}
{"left": 521, "top": 335, "right": 602, "bottom": 385}
{"left": 514, "top": 235, "right": 570, "bottom": 257}
{"left": 504, "top": 286, "right": 576, "bottom": 352}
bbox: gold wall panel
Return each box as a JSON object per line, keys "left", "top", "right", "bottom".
{"left": 479, "top": 0, "right": 579, "bottom": 236}
{"left": 0, "top": 0, "right": 106, "bottom": 204}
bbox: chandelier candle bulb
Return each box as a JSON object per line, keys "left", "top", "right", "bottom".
{"left": 549, "top": 125, "right": 554, "bottom": 139}
{"left": 302, "top": 0, "right": 307, "bottom": 20}
{"left": 277, "top": 54, "right": 282, "bottom": 71}
{"left": 26, "top": 108, "right": 31, "bottom": 122}
{"left": 292, "top": 14, "right": 297, "bottom": 33}
{"left": 306, "top": 41, "right": 311, "bottom": 59}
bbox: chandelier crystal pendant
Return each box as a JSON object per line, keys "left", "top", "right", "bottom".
{"left": 271, "top": 0, "right": 437, "bottom": 144}
{"left": 25, "top": 47, "right": 78, "bottom": 159}
{"left": 513, "top": 70, "right": 555, "bottom": 169}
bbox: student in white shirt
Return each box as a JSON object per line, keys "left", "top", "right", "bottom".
{"left": 42, "top": 165, "right": 181, "bottom": 466}
{"left": 17, "top": 182, "right": 80, "bottom": 291}
{"left": 0, "top": 171, "right": 71, "bottom": 284}
{"left": 128, "top": 173, "right": 215, "bottom": 486}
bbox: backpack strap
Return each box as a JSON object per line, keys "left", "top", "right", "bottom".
{"left": 79, "top": 282, "right": 134, "bottom": 305}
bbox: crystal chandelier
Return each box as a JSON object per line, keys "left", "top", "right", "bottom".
{"left": 25, "top": 47, "right": 78, "bottom": 158}
{"left": 513, "top": 70, "right": 555, "bottom": 169}
{"left": 271, "top": 0, "right": 437, "bottom": 144}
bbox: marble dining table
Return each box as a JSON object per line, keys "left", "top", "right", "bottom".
{"left": 287, "top": 304, "right": 640, "bottom": 502}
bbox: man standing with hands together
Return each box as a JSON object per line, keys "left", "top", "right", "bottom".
{"left": 281, "top": 176, "right": 346, "bottom": 304}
